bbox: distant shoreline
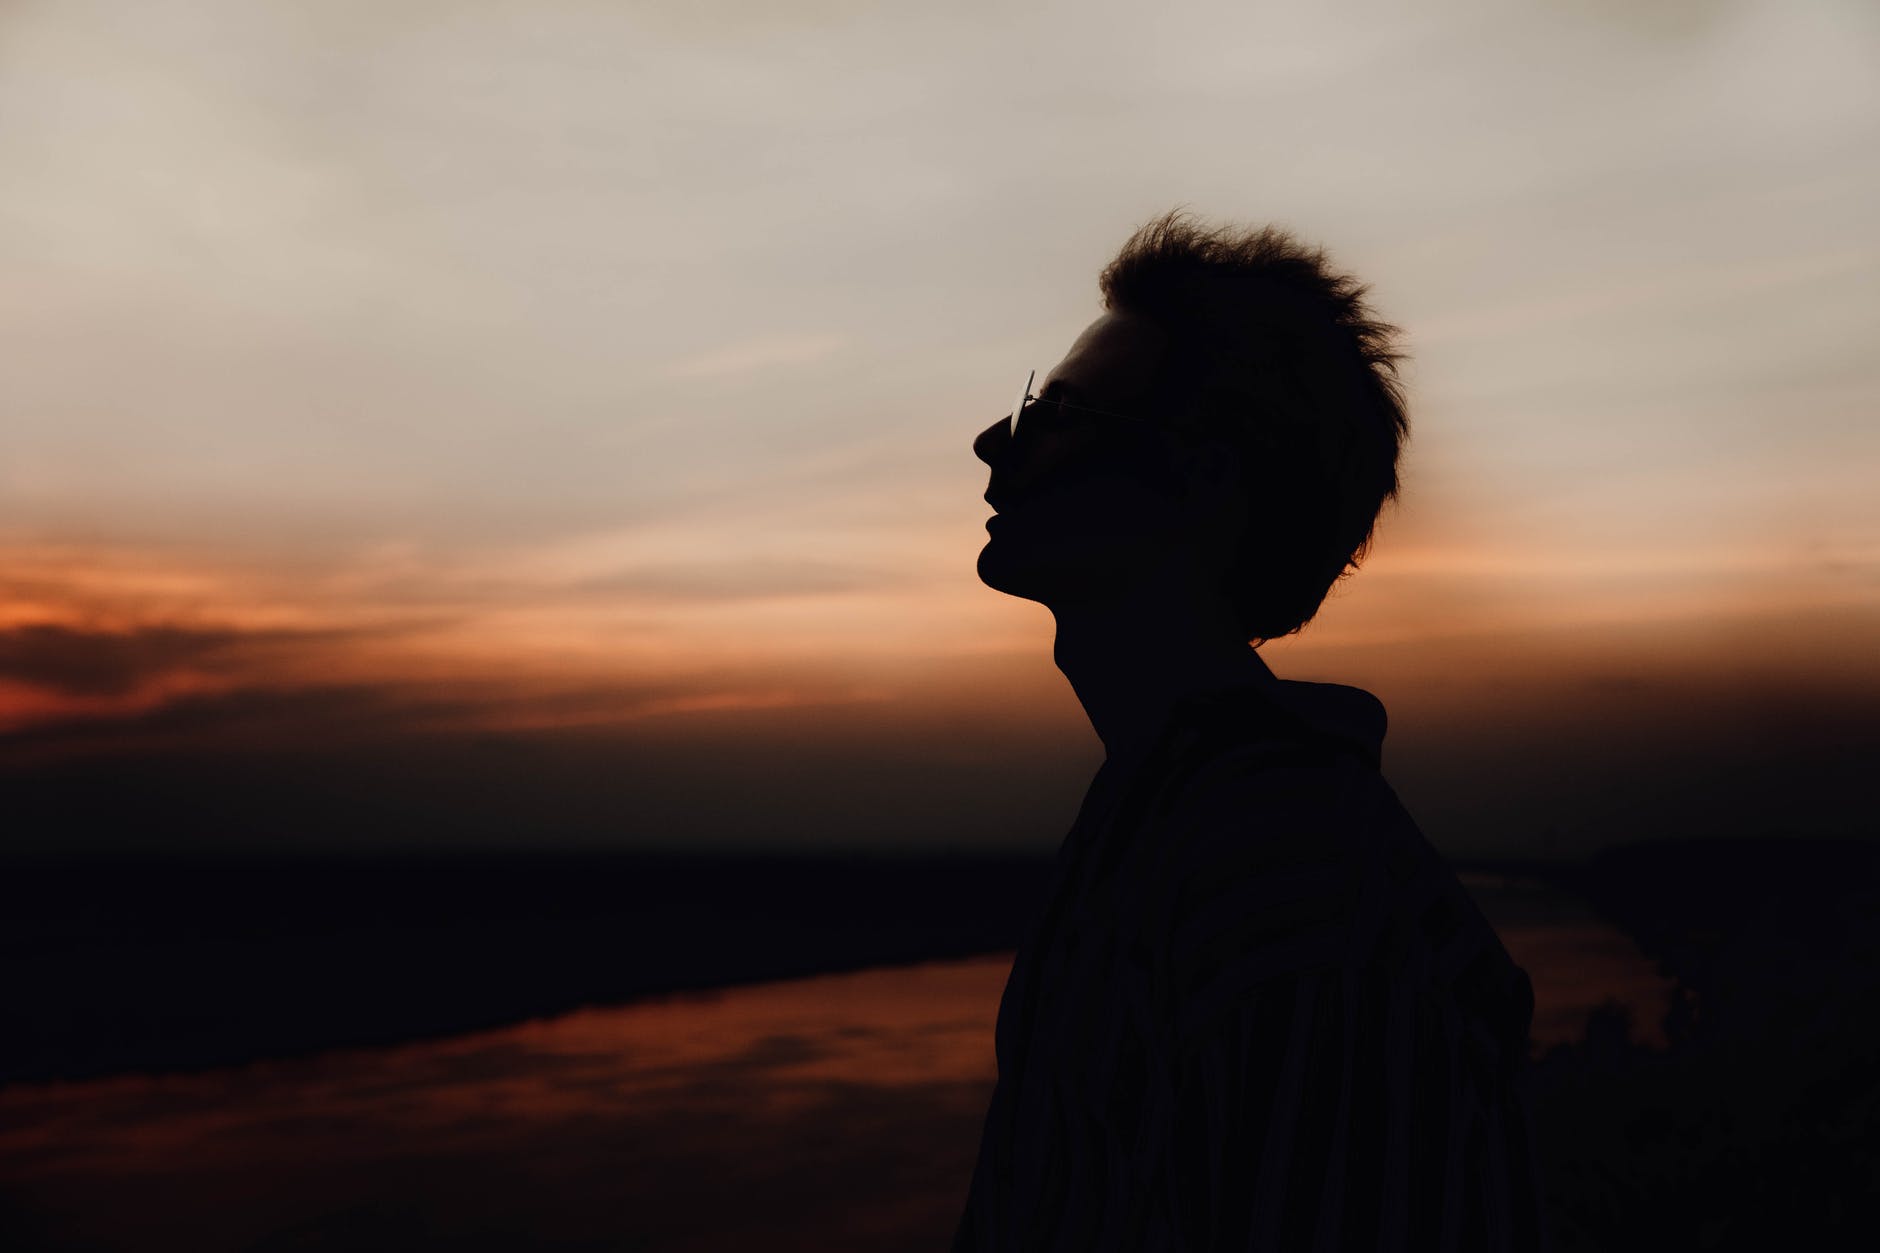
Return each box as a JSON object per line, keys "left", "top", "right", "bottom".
{"left": 2, "top": 852, "right": 1061, "bottom": 1087}
{"left": 5, "top": 839, "right": 1868, "bottom": 1087}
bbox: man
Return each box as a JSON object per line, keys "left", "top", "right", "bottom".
{"left": 952, "top": 212, "right": 1547, "bottom": 1252}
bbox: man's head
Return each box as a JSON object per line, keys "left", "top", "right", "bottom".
{"left": 974, "top": 210, "right": 1408, "bottom": 643}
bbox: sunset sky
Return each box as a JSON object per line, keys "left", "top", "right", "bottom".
{"left": 4, "top": 0, "right": 1876, "bottom": 857}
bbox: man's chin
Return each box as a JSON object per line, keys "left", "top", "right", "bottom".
{"left": 976, "top": 540, "right": 1073, "bottom": 606}
{"left": 976, "top": 541, "right": 1040, "bottom": 602}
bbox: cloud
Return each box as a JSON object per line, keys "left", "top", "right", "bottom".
{"left": 0, "top": 615, "right": 447, "bottom": 745}
{"left": 0, "top": 620, "right": 421, "bottom": 697}
{"left": 0, "top": 658, "right": 877, "bottom": 770}
{"left": 0, "top": 682, "right": 451, "bottom": 764}
{"left": 0, "top": 624, "right": 243, "bottom": 697}
{"left": 1579, "top": 674, "right": 1657, "bottom": 696}
{"left": 573, "top": 558, "right": 905, "bottom": 602}
{"left": 666, "top": 333, "right": 847, "bottom": 380}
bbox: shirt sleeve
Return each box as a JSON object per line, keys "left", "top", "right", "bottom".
{"left": 1159, "top": 968, "right": 1366, "bottom": 1251}
{"left": 1146, "top": 756, "right": 1378, "bottom": 1252}
{"left": 1144, "top": 757, "right": 1544, "bottom": 1253}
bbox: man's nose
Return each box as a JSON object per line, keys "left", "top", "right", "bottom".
{"left": 973, "top": 417, "right": 1010, "bottom": 468}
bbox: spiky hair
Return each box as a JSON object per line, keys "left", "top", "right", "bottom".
{"left": 1098, "top": 209, "right": 1409, "bottom": 642}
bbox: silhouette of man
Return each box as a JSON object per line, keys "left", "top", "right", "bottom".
{"left": 952, "top": 212, "right": 1546, "bottom": 1252}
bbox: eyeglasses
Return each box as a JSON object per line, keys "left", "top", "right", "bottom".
{"left": 1009, "top": 370, "right": 1305, "bottom": 454}
{"left": 1006, "top": 369, "right": 1169, "bottom": 441}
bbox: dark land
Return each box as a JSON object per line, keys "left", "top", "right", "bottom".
{"left": 3, "top": 836, "right": 1877, "bottom": 1251}
{"left": 0, "top": 850, "right": 1061, "bottom": 1087}
{"left": 2, "top": 839, "right": 1875, "bottom": 1088}
{"left": 1521, "top": 836, "right": 1880, "bottom": 1251}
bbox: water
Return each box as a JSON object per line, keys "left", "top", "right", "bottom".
{"left": 0, "top": 876, "right": 1670, "bottom": 1252}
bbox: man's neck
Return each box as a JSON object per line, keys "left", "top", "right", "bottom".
{"left": 1050, "top": 593, "right": 1274, "bottom": 771}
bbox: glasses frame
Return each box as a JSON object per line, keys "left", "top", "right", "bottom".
{"left": 1010, "top": 370, "right": 1312, "bottom": 458}
{"left": 1006, "top": 369, "right": 1172, "bottom": 441}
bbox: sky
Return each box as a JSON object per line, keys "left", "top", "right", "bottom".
{"left": 3, "top": 0, "right": 1877, "bottom": 858}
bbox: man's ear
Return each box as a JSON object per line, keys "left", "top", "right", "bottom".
{"left": 1172, "top": 440, "right": 1251, "bottom": 571}
{"left": 1179, "top": 440, "right": 1244, "bottom": 518}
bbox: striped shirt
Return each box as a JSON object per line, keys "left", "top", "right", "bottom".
{"left": 952, "top": 680, "right": 1547, "bottom": 1252}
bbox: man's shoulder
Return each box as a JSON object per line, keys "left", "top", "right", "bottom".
{"left": 1151, "top": 732, "right": 1401, "bottom": 867}
{"left": 1137, "top": 745, "right": 1384, "bottom": 975}
{"left": 1131, "top": 731, "right": 1438, "bottom": 978}
{"left": 1151, "top": 747, "right": 1484, "bottom": 951}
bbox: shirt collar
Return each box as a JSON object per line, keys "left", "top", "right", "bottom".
{"left": 1228, "top": 649, "right": 1390, "bottom": 767}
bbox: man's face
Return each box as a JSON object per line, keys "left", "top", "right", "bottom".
{"left": 973, "top": 310, "right": 1198, "bottom": 610}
